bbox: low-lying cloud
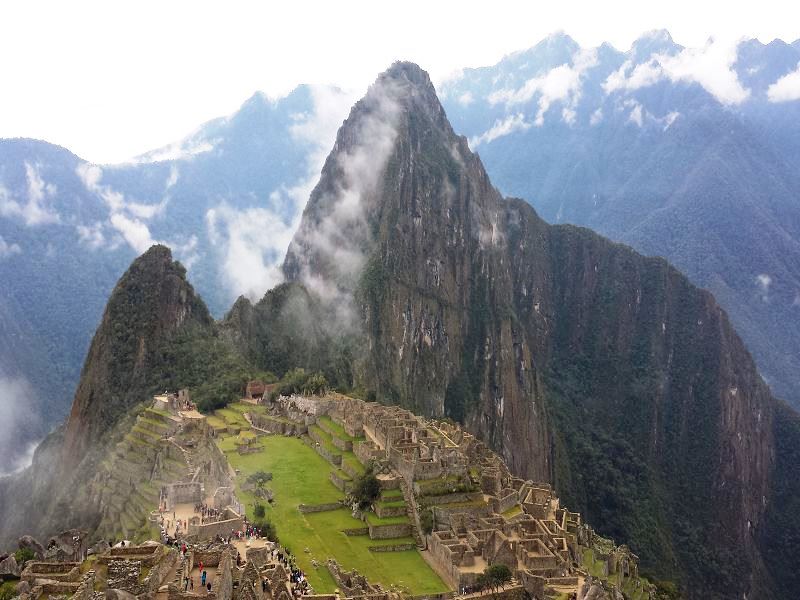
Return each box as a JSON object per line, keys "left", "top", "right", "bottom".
{"left": 767, "top": 61, "right": 800, "bottom": 102}
{"left": 0, "top": 235, "right": 21, "bottom": 259}
{"left": 206, "top": 85, "right": 358, "bottom": 302}
{"left": 604, "top": 39, "right": 750, "bottom": 105}
{"left": 0, "top": 375, "right": 41, "bottom": 475}
{"left": 285, "top": 74, "right": 403, "bottom": 327}
{"left": 469, "top": 113, "right": 531, "bottom": 147}
{"left": 0, "top": 163, "right": 60, "bottom": 226}
{"left": 75, "top": 163, "right": 194, "bottom": 262}
{"left": 488, "top": 48, "right": 598, "bottom": 126}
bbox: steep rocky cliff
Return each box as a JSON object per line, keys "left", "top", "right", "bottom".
{"left": 271, "top": 63, "right": 779, "bottom": 598}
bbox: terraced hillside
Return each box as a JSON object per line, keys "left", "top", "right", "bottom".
{"left": 212, "top": 402, "right": 448, "bottom": 595}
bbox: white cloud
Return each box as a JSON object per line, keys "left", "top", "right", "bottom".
{"left": 0, "top": 163, "right": 60, "bottom": 226}
{"left": 75, "top": 163, "right": 182, "bottom": 253}
{"left": 206, "top": 203, "right": 297, "bottom": 300}
{"left": 205, "top": 84, "right": 357, "bottom": 302}
{"left": 488, "top": 48, "right": 598, "bottom": 125}
{"left": 109, "top": 212, "right": 157, "bottom": 254}
{"left": 457, "top": 91, "right": 474, "bottom": 106}
{"left": 0, "top": 235, "right": 21, "bottom": 259}
{"left": 130, "top": 135, "right": 217, "bottom": 164}
{"left": 767, "top": 61, "right": 800, "bottom": 102}
{"left": 285, "top": 72, "right": 403, "bottom": 327}
{"left": 76, "top": 222, "right": 106, "bottom": 249}
{"left": 603, "top": 59, "right": 663, "bottom": 93}
{"left": 603, "top": 39, "right": 750, "bottom": 105}
{"left": 469, "top": 113, "right": 532, "bottom": 147}
{"left": 756, "top": 273, "right": 772, "bottom": 302}
{"left": 627, "top": 101, "right": 644, "bottom": 127}
{"left": 0, "top": 375, "right": 40, "bottom": 475}
{"left": 590, "top": 107, "right": 604, "bottom": 125}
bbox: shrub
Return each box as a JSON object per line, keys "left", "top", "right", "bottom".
{"left": 14, "top": 548, "right": 35, "bottom": 564}
{"left": 420, "top": 509, "right": 434, "bottom": 535}
{"left": 254, "top": 503, "right": 266, "bottom": 519}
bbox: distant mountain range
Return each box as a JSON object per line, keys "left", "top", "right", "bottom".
{"left": 1, "top": 31, "right": 800, "bottom": 472}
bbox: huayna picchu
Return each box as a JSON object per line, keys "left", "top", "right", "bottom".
{"left": 1, "top": 62, "right": 798, "bottom": 600}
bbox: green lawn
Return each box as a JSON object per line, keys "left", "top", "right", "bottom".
{"left": 219, "top": 435, "right": 448, "bottom": 595}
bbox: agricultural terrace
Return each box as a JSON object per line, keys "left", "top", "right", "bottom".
{"left": 212, "top": 402, "right": 448, "bottom": 595}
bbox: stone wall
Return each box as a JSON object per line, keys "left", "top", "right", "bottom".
{"left": 21, "top": 561, "right": 81, "bottom": 584}
{"left": 107, "top": 559, "right": 143, "bottom": 594}
{"left": 215, "top": 549, "right": 234, "bottom": 600}
{"left": 68, "top": 570, "right": 95, "bottom": 600}
{"left": 188, "top": 515, "right": 244, "bottom": 540}
{"left": 298, "top": 502, "right": 342, "bottom": 513}
{"left": 367, "top": 523, "right": 412, "bottom": 539}
{"left": 164, "top": 482, "right": 203, "bottom": 510}
{"left": 142, "top": 547, "right": 178, "bottom": 593}
{"left": 367, "top": 543, "right": 416, "bottom": 552}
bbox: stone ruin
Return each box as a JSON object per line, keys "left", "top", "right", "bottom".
{"left": 255, "top": 393, "right": 646, "bottom": 600}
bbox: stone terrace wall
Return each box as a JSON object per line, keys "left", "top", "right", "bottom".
{"left": 368, "top": 523, "right": 412, "bottom": 539}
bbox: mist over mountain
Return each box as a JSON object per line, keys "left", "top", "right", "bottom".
{"left": 2, "top": 30, "right": 800, "bottom": 477}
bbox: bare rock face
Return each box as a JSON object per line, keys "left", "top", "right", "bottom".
{"left": 0, "top": 554, "right": 19, "bottom": 577}
{"left": 15, "top": 579, "right": 31, "bottom": 596}
{"left": 18, "top": 535, "right": 45, "bottom": 559}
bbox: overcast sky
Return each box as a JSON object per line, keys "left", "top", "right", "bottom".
{"left": 1, "top": 0, "right": 798, "bottom": 163}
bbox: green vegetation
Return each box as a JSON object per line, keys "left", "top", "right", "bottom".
{"left": 0, "top": 582, "right": 17, "bottom": 600}
{"left": 420, "top": 508, "right": 434, "bottom": 535}
{"left": 350, "top": 466, "right": 381, "bottom": 510}
{"left": 14, "top": 547, "right": 35, "bottom": 564}
{"left": 217, "top": 433, "right": 447, "bottom": 595}
{"left": 476, "top": 564, "right": 512, "bottom": 593}
{"left": 268, "top": 368, "right": 329, "bottom": 400}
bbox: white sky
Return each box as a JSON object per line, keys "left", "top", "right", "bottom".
{"left": 1, "top": 0, "right": 798, "bottom": 163}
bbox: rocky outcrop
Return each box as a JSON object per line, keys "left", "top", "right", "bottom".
{"left": 18, "top": 535, "right": 45, "bottom": 560}
{"left": 0, "top": 554, "right": 20, "bottom": 577}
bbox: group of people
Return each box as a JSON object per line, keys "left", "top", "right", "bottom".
{"left": 194, "top": 503, "right": 223, "bottom": 524}
{"left": 269, "top": 548, "right": 310, "bottom": 596}
{"left": 158, "top": 509, "right": 187, "bottom": 542}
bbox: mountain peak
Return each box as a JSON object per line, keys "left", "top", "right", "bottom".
{"left": 630, "top": 28, "right": 679, "bottom": 60}
{"left": 61, "top": 244, "right": 211, "bottom": 463}
{"left": 381, "top": 61, "right": 434, "bottom": 88}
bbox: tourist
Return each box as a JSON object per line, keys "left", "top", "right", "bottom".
{"left": 201, "top": 570, "right": 207, "bottom": 587}
{"left": 207, "top": 582, "right": 212, "bottom": 593}
{"left": 190, "top": 577, "right": 194, "bottom": 591}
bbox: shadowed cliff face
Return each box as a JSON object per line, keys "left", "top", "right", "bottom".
{"left": 62, "top": 245, "right": 213, "bottom": 463}
{"left": 274, "top": 62, "right": 778, "bottom": 598}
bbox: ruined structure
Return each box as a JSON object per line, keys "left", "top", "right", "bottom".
{"left": 247, "top": 393, "right": 651, "bottom": 599}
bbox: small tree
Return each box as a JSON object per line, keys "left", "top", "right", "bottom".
{"left": 477, "top": 564, "right": 512, "bottom": 596}
{"left": 248, "top": 470, "right": 272, "bottom": 491}
{"left": 254, "top": 503, "right": 266, "bottom": 519}
{"left": 420, "top": 508, "right": 434, "bottom": 535}
{"left": 350, "top": 466, "right": 381, "bottom": 510}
